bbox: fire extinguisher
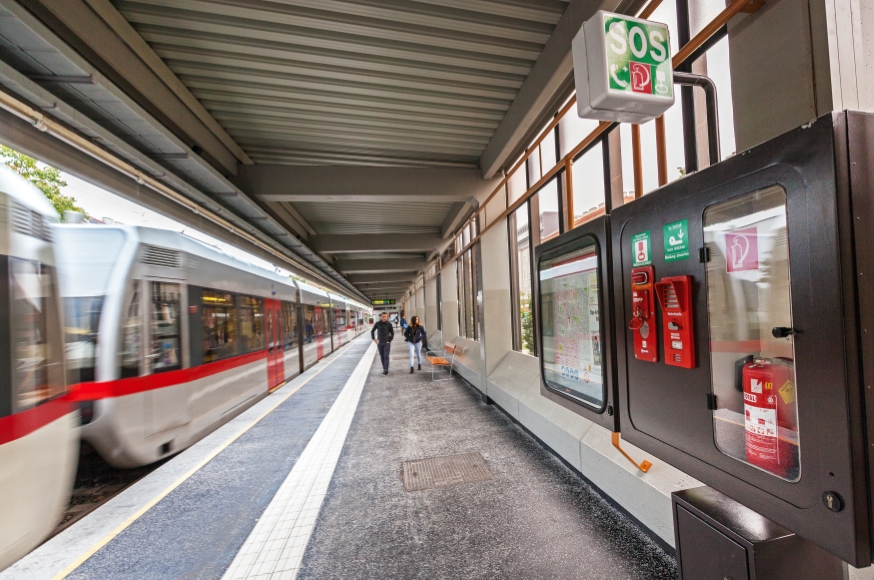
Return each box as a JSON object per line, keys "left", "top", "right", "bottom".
{"left": 741, "top": 357, "right": 798, "bottom": 478}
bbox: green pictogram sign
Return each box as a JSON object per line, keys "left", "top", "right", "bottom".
{"left": 604, "top": 15, "right": 673, "bottom": 98}
{"left": 371, "top": 299, "right": 396, "bottom": 305}
{"left": 663, "top": 219, "right": 689, "bottom": 262}
{"left": 632, "top": 231, "right": 651, "bottom": 267}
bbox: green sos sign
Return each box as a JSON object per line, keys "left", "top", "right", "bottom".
{"left": 603, "top": 16, "right": 673, "bottom": 98}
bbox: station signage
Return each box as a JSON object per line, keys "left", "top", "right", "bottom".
{"left": 572, "top": 11, "right": 674, "bottom": 124}
{"left": 371, "top": 299, "right": 396, "bottom": 305}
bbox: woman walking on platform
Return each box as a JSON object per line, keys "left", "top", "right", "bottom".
{"left": 404, "top": 316, "right": 426, "bottom": 373}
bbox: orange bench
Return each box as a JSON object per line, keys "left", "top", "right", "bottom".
{"left": 426, "top": 342, "right": 461, "bottom": 381}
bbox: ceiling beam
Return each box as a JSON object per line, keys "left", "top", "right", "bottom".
{"left": 441, "top": 198, "right": 479, "bottom": 238}
{"left": 347, "top": 272, "right": 418, "bottom": 283}
{"left": 334, "top": 258, "right": 427, "bottom": 273}
{"left": 311, "top": 233, "right": 444, "bottom": 254}
{"left": 233, "top": 166, "right": 501, "bottom": 203}
{"left": 479, "top": 0, "right": 646, "bottom": 178}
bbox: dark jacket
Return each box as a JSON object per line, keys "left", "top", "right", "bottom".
{"left": 404, "top": 325, "right": 426, "bottom": 344}
{"left": 371, "top": 320, "right": 394, "bottom": 343}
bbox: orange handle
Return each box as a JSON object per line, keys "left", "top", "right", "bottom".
{"left": 612, "top": 432, "right": 653, "bottom": 473}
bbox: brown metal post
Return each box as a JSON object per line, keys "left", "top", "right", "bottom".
{"left": 632, "top": 124, "right": 643, "bottom": 198}
{"left": 607, "top": 129, "right": 625, "bottom": 210}
{"left": 564, "top": 158, "right": 574, "bottom": 230}
{"left": 655, "top": 115, "right": 668, "bottom": 186}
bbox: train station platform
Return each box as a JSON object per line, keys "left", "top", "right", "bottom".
{"left": 3, "top": 334, "right": 676, "bottom": 580}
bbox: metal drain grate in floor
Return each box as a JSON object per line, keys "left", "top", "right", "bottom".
{"left": 402, "top": 452, "right": 494, "bottom": 492}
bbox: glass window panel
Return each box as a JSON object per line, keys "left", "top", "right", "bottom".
{"left": 538, "top": 179, "right": 560, "bottom": 243}
{"left": 239, "top": 296, "right": 265, "bottom": 353}
{"left": 701, "top": 37, "right": 737, "bottom": 159}
{"left": 514, "top": 204, "right": 534, "bottom": 355}
{"left": 528, "top": 146, "right": 542, "bottom": 183}
{"left": 203, "top": 289, "right": 237, "bottom": 363}
{"left": 120, "top": 281, "right": 141, "bottom": 379}
{"left": 507, "top": 164, "right": 528, "bottom": 205}
{"left": 538, "top": 239, "right": 604, "bottom": 408}
{"left": 304, "top": 305, "right": 315, "bottom": 343}
{"left": 571, "top": 143, "right": 605, "bottom": 226}
{"left": 559, "top": 113, "right": 600, "bottom": 159}
{"left": 149, "top": 282, "right": 181, "bottom": 373}
{"left": 11, "top": 259, "right": 63, "bottom": 410}
{"left": 704, "top": 186, "right": 799, "bottom": 482}
{"left": 64, "top": 295, "right": 103, "bottom": 383}
{"left": 282, "top": 302, "right": 297, "bottom": 350}
{"left": 540, "top": 128, "right": 557, "bottom": 170}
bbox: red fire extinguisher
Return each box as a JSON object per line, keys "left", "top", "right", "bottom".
{"left": 742, "top": 357, "right": 798, "bottom": 478}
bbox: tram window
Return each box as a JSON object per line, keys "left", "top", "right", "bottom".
{"left": 202, "top": 290, "right": 237, "bottom": 362}
{"left": 303, "top": 304, "right": 315, "bottom": 343}
{"left": 11, "top": 258, "right": 64, "bottom": 411}
{"left": 64, "top": 295, "right": 103, "bottom": 383}
{"left": 239, "top": 295, "right": 264, "bottom": 353}
{"left": 148, "top": 281, "right": 182, "bottom": 373}
{"left": 120, "top": 280, "right": 141, "bottom": 378}
{"left": 703, "top": 186, "right": 800, "bottom": 482}
{"left": 537, "top": 238, "right": 605, "bottom": 409}
{"left": 282, "top": 301, "right": 297, "bottom": 350}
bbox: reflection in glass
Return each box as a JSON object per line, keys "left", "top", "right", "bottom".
{"left": 149, "top": 282, "right": 181, "bottom": 373}
{"left": 202, "top": 290, "right": 237, "bottom": 363}
{"left": 514, "top": 203, "right": 534, "bottom": 355}
{"left": 704, "top": 186, "right": 799, "bottom": 481}
{"left": 283, "top": 302, "right": 298, "bottom": 350}
{"left": 239, "top": 296, "right": 265, "bottom": 353}
{"left": 11, "top": 259, "right": 63, "bottom": 410}
{"left": 538, "top": 240, "right": 604, "bottom": 408}
{"left": 120, "top": 281, "right": 141, "bottom": 378}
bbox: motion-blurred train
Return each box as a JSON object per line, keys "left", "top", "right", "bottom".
{"left": 0, "top": 166, "right": 78, "bottom": 571}
{"left": 55, "top": 225, "right": 371, "bottom": 468}
{"left": 0, "top": 164, "right": 371, "bottom": 569}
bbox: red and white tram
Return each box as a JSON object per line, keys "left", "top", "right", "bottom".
{"left": 0, "top": 166, "right": 78, "bottom": 571}
{"left": 56, "top": 225, "right": 370, "bottom": 469}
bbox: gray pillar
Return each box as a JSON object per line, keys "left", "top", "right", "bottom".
{"left": 440, "top": 263, "right": 460, "bottom": 342}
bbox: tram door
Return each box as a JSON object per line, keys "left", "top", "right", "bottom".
{"left": 265, "top": 299, "right": 284, "bottom": 390}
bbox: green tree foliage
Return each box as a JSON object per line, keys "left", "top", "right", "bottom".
{"left": 0, "top": 145, "right": 85, "bottom": 220}
{"left": 520, "top": 293, "right": 534, "bottom": 354}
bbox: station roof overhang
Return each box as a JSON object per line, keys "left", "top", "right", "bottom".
{"left": 0, "top": 0, "right": 647, "bottom": 300}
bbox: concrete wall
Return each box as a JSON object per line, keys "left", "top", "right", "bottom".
{"left": 440, "top": 266, "right": 459, "bottom": 344}
{"left": 424, "top": 276, "right": 438, "bottom": 337}
{"left": 414, "top": 287, "right": 425, "bottom": 327}
{"left": 479, "top": 218, "right": 513, "bottom": 378}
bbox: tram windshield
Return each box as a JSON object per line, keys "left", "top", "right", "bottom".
{"left": 54, "top": 227, "right": 126, "bottom": 383}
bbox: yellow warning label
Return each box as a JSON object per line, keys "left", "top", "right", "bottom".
{"left": 778, "top": 380, "right": 795, "bottom": 405}
{"left": 765, "top": 382, "right": 773, "bottom": 390}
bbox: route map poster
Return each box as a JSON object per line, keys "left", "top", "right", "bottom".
{"left": 538, "top": 247, "right": 604, "bottom": 407}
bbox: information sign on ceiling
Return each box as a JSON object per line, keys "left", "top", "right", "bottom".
{"left": 371, "top": 299, "right": 396, "bottom": 306}
{"left": 572, "top": 11, "right": 674, "bottom": 124}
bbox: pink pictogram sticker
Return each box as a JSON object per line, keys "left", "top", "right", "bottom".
{"left": 725, "top": 227, "right": 759, "bottom": 272}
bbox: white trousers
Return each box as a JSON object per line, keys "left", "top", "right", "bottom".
{"left": 408, "top": 341, "right": 422, "bottom": 366}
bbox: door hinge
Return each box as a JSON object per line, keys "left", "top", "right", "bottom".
{"left": 699, "top": 246, "right": 710, "bottom": 263}
{"left": 706, "top": 393, "right": 718, "bottom": 410}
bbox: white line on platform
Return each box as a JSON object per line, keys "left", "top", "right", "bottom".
{"left": 222, "top": 341, "right": 377, "bottom": 580}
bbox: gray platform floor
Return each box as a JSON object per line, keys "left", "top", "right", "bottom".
{"left": 296, "top": 338, "right": 678, "bottom": 579}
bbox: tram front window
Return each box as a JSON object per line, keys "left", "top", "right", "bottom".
{"left": 65, "top": 296, "right": 104, "bottom": 383}
{"left": 11, "top": 258, "right": 64, "bottom": 410}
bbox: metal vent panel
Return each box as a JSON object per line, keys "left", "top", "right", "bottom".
{"left": 140, "top": 244, "right": 182, "bottom": 268}
{"left": 10, "top": 201, "right": 52, "bottom": 242}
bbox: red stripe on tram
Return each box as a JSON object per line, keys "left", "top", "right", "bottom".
{"left": 68, "top": 350, "right": 268, "bottom": 402}
{"left": 0, "top": 397, "right": 75, "bottom": 445}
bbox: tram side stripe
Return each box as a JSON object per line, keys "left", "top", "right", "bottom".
{"left": 52, "top": 340, "right": 358, "bottom": 580}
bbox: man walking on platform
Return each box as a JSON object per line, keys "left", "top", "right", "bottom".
{"left": 371, "top": 311, "right": 394, "bottom": 375}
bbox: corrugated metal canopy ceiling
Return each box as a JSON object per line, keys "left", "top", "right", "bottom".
{"left": 114, "top": 0, "right": 570, "bottom": 167}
